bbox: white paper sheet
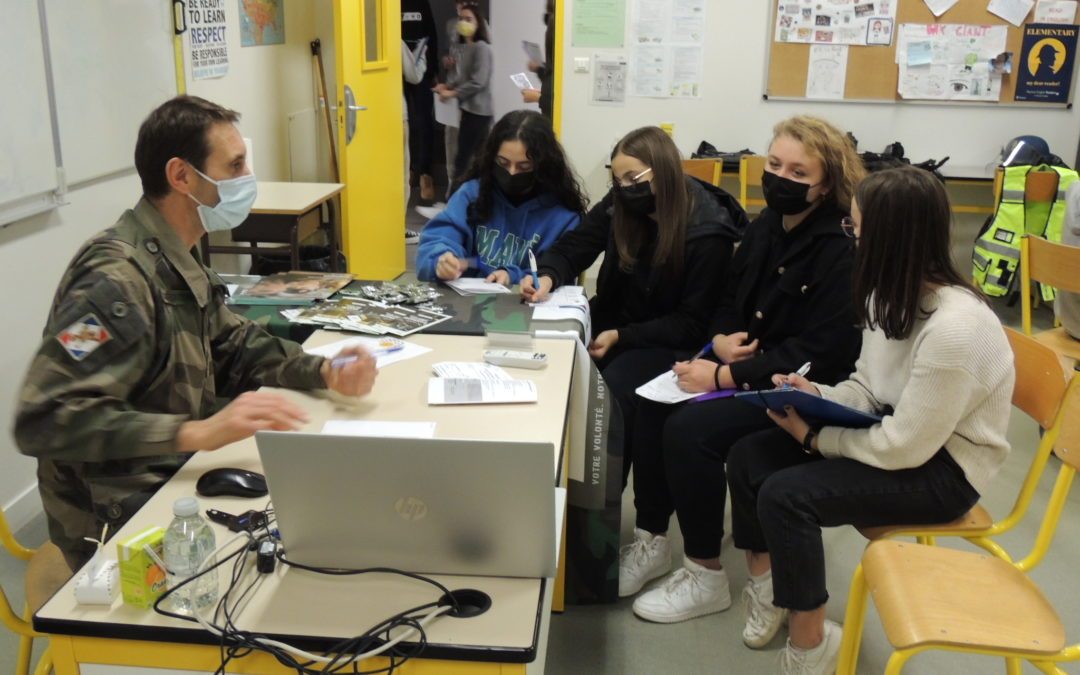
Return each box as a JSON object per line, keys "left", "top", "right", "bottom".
{"left": 427, "top": 378, "right": 538, "bottom": 405}
{"left": 321, "top": 420, "right": 437, "bottom": 438}
{"left": 433, "top": 94, "right": 459, "bottom": 128}
{"left": 635, "top": 370, "right": 702, "bottom": 404}
{"left": 923, "top": 0, "right": 960, "bottom": 16}
{"left": 444, "top": 278, "right": 512, "bottom": 295}
{"left": 305, "top": 337, "right": 431, "bottom": 369}
{"left": 592, "top": 55, "right": 628, "bottom": 105}
{"left": 988, "top": 0, "right": 1035, "bottom": 25}
{"left": 806, "top": 45, "right": 849, "bottom": 99}
{"left": 1034, "top": 0, "right": 1078, "bottom": 23}
{"left": 522, "top": 40, "right": 544, "bottom": 63}
{"left": 431, "top": 362, "right": 512, "bottom": 381}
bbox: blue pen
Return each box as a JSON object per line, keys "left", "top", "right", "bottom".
{"left": 689, "top": 342, "right": 714, "bottom": 362}
{"left": 527, "top": 249, "right": 539, "bottom": 288}
{"left": 781, "top": 361, "right": 812, "bottom": 389}
{"left": 330, "top": 344, "right": 405, "bottom": 368}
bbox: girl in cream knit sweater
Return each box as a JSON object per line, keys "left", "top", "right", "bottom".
{"left": 725, "top": 166, "right": 1015, "bottom": 675}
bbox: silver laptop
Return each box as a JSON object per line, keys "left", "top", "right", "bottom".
{"left": 255, "top": 431, "right": 556, "bottom": 578}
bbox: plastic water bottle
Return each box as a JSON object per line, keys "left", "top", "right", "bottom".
{"left": 162, "top": 496, "right": 218, "bottom": 614}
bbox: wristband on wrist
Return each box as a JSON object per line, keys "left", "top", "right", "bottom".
{"left": 801, "top": 428, "right": 818, "bottom": 455}
{"left": 713, "top": 363, "right": 722, "bottom": 391}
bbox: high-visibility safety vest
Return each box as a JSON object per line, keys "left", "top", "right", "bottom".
{"left": 973, "top": 164, "right": 1078, "bottom": 300}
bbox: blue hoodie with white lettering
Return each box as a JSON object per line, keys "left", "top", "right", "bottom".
{"left": 416, "top": 179, "right": 580, "bottom": 285}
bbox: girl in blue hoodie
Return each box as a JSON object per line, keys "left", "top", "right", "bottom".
{"left": 416, "top": 110, "right": 586, "bottom": 285}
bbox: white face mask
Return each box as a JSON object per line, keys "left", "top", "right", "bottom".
{"left": 187, "top": 164, "right": 258, "bottom": 233}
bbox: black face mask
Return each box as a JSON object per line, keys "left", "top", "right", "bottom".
{"left": 615, "top": 181, "right": 656, "bottom": 216}
{"left": 761, "top": 170, "right": 820, "bottom": 216}
{"left": 495, "top": 165, "right": 537, "bottom": 200}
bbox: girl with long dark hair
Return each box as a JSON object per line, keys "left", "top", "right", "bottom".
{"left": 416, "top": 110, "right": 585, "bottom": 285}
{"left": 725, "top": 166, "right": 1014, "bottom": 674}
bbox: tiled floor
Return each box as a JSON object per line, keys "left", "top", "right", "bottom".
{"left": 4, "top": 200, "right": 1076, "bottom": 674}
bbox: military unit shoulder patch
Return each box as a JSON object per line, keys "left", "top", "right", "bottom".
{"left": 56, "top": 313, "right": 111, "bottom": 361}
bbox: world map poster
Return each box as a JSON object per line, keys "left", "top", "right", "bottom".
{"left": 240, "top": 0, "right": 285, "bottom": 47}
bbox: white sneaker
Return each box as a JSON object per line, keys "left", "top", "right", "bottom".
{"left": 742, "top": 571, "right": 789, "bottom": 648}
{"left": 414, "top": 203, "right": 447, "bottom": 221}
{"left": 780, "top": 620, "right": 843, "bottom": 675}
{"left": 631, "top": 558, "right": 732, "bottom": 623}
{"left": 404, "top": 229, "right": 420, "bottom": 244}
{"left": 618, "top": 528, "right": 671, "bottom": 597}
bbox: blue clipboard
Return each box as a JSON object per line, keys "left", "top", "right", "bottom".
{"left": 735, "top": 388, "right": 882, "bottom": 428}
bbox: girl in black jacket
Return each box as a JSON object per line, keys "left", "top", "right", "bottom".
{"left": 621, "top": 116, "right": 865, "bottom": 628}
{"left": 522, "top": 126, "right": 748, "bottom": 485}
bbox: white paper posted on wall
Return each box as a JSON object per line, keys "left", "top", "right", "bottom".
{"left": 895, "top": 24, "right": 1008, "bottom": 101}
{"left": 775, "top": 0, "right": 898, "bottom": 46}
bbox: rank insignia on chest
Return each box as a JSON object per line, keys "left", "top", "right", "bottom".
{"left": 56, "top": 313, "right": 111, "bottom": 361}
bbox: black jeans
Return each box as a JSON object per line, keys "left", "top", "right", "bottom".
{"left": 452, "top": 110, "right": 493, "bottom": 193}
{"left": 726, "top": 428, "right": 980, "bottom": 611}
{"left": 404, "top": 79, "right": 435, "bottom": 175}
{"left": 596, "top": 347, "right": 682, "bottom": 489}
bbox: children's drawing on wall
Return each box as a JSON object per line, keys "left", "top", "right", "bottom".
{"left": 806, "top": 44, "right": 849, "bottom": 99}
{"left": 775, "top": 0, "right": 897, "bottom": 45}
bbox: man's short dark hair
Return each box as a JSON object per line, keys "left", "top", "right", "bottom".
{"left": 134, "top": 95, "right": 240, "bottom": 199}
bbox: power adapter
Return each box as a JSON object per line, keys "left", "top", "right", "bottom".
{"left": 256, "top": 539, "right": 278, "bottom": 573}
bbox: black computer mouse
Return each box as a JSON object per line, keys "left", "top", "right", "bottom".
{"left": 196, "top": 468, "right": 268, "bottom": 498}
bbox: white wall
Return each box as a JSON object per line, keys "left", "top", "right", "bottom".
{"left": 490, "top": 0, "right": 547, "bottom": 119}
{"left": 0, "top": 4, "right": 322, "bottom": 532}
{"left": 558, "top": 1, "right": 1080, "bottom": 202}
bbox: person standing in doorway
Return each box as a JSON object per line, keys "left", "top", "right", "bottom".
{"left": 402, "top": 0, "right": 439, "bottom": 202}
{"left": 434, "top": 2, "right": 493, "bottom": 196}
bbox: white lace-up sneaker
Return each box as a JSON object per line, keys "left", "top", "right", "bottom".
{"left": 780, "top": 620, "right": 843, "bottom": 675}
{"left": 742, "top": 571, "right": 789, "bottom": 648}
{"left": 618, "top": 528, "right": 671, "bottom": 597}
{"left": 631, "top": 558, "right": 732, "bottom": 623}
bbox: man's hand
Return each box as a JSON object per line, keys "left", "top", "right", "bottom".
{"left": 320, "top": 346, "right": 377, "bottom": 397}
{"left": 521, "top": 88, "right": 541, "bottom": 104}
{"left": 176, "top": 391, "right": 310, "bottom": 452}
{"left": 527, "top": 60, "right": 542, "bottom": 73}
{"left": 588, "top": 330, "right": 619, "bottom": 360}
{"left": 485, "top": 269, "right": 511, "bottom": 286}
{"left": 711, "top": 332, "right": 759, "bottom": 364}
{"left": 436, "top": 252, "right": 469, "bottom": 280}
{"left": 520, "top": 274, "right": 553, "bottom": 302}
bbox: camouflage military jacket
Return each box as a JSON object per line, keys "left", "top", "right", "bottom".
{"left": 14, "top": 198, "right": 326, "bottom": 569}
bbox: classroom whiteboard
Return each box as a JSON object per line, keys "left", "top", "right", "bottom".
{"left": 45, "top": 0, "right": 178, "bottom": 185}
{"left": 0, "top": 0, "right": 177, "bottom": 227}
{"left": 0, "top": 1, "right": 59, "bottom": 224}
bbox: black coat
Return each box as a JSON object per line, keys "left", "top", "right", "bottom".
{"left": 402, "top": 0, "right": 438, "bottom": 82}
{"left": 538, "top": 178, "right": 748, "bottom": 350}
{"left": 709, "top": 203, "right": 861, "bottom": 391}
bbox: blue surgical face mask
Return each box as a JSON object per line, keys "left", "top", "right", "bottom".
{"left": 188, "top": 164, "right": 258, "bottom": 232}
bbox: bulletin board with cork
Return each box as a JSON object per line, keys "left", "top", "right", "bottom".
{"left": 764, "top": 0, "right": 1076, "bottom": 106}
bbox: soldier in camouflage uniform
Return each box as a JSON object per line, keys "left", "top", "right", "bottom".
{"left": 14, "top": 96, "right": 376, "bottom": 571}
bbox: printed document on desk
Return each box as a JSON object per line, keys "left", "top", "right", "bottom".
{"left": 530, "top": 285, "right": 591, "bottom": 338}
{"left": 636, "top": 370, "right": 703, "bottom": 404}
{"left": 427, "top": 378, "right": 538, "bottom": 405}
{"left": 305, "top": 336, "right": 430, "bottom": 369}
{"left": 444, "top": 278, "right": 512, "bottom": 295}
{"left": 735, "top": 389, "right": 882, "bottom": 428}
{"left": 432, "top": 362, "right": 512, "bottom": 380}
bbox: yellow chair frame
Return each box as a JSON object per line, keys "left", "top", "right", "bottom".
{"left": 738, "top": 155, "right": 767, "bottom": 214}
{"left": 1020, "top": 234, "right": 1080, "bottom": 363}
{"left": 681, "top": 158, "right": 723, "bottom": 187}
{"left": 838, "top": 373, "right": 1080, "bottom": 675}
{"left": 838, "top": 328, "right": 1072, "bottom": 674}
{"left": 1, "top": 511, "right": 55, "bottom": 675}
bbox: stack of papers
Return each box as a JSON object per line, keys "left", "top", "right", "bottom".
{"left": 305, "top": 336, "right": 431, "bottom": 369}
{"left": 635, "top": 370, "right": 705, "bottom": 404}
{"left": 228, "top": 272, "right": 353, "bottom": 305}
{"left": 444, "top": 278, "right": 512, "bottom": 295}
{"left": 427, "top": 360, "right": 536, "bottom": 405}
{"left": 529, "top": 285, "right": 591, "bottom": 338}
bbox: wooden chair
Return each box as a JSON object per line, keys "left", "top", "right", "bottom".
{"left": 838, "top": 328, "right": 1073, "bottom": 673}
{"left": 1, "top": 510, "right": 70, "bottom": 675}
{"left": 837, "top": 373, "right": 1080, "bottom": 675}
{"left": 738, "top": 155, "right": 767, "bottom": 214}
{"left": 1021, "top": 235, "right": 1080, "bottom": 364}
{"left": 681, "top": 158, "right": 722, "bottom": 186}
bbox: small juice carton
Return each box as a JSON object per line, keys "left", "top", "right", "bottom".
{"left": 117, "top": 525, "right": 167, "bottom": 608}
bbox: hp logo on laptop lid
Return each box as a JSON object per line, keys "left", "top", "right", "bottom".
{"left": 395, "top": 497, "right": 428, "bottom": 521}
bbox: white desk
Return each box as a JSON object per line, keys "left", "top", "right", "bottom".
{"left": 36, "top": 333, "right": 575, "bottom": 674}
